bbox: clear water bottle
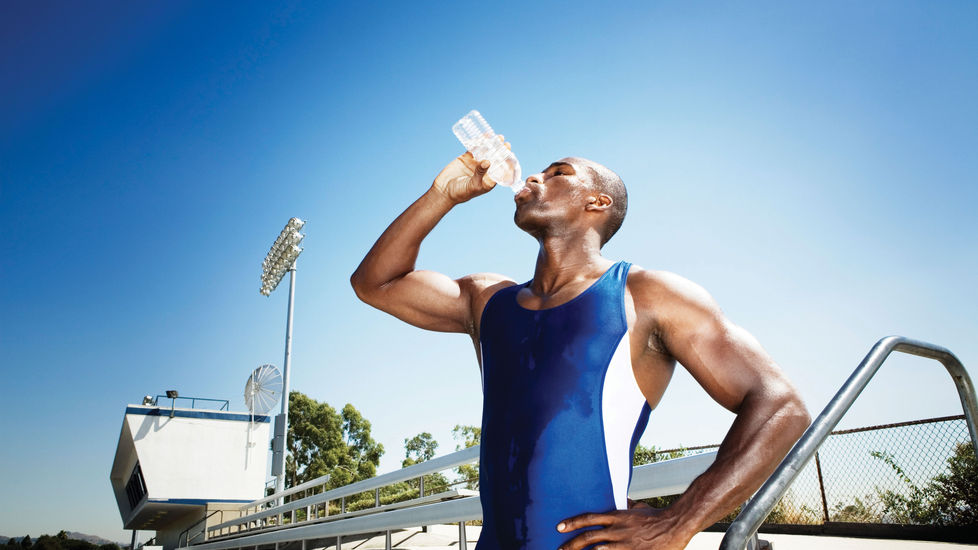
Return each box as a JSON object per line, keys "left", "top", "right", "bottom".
{"left": 452, "top": 110, "right": 524, "bottom": 193}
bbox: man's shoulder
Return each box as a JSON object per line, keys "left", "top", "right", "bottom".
{"left": 458, "top": 272, "right": 518, "bottom": 294}
{"left": 626, "top": 265, "right": 719, "bottom": 314}
{"left": 461, "top": 273, "right": 519, "bottom": 335}
{"left": 459, "top": 272, "right": 519, "bottom": 310}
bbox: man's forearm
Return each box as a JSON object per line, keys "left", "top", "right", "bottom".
{"left": 661, "top": 389, "right": 809, "bottom": 541}
{"left": 350, "top": 187, "right": 455, "bottom": 297}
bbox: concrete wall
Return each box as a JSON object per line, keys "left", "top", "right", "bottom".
{"left": 126, "top": 407, "right": 270, "bottom": 502}
{"left": 110, "top": 419, "right": 140, "bottom": 520}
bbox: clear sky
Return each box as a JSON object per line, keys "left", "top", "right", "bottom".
{"left": 1, "top": 0, "right": 976, "bottom": 542}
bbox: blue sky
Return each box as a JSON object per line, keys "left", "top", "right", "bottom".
{"left": 1, "top": 0, "right": 976, "bottom": 541}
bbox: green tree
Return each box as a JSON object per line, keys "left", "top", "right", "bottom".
{"left": 62, "top": 540, "right": 95, "bottom": 550}
{"left": 401, "top": 431, "right": 449, "bottom": 495}
{"left": 872, "top": 450, "right": 934, "bottom": 524}
{"left": 453, "top": 424, "right": 481, "bottom": 490}
{"left": 402, "top": 432, "right": 438, "bottom": 467}
{"left": 340, "top": 403, "right": 385, "bottom": 481}
{"left": 832, "top": 496, "right": 881, "bottom": 522}
{"left": 927, "top": 442, "right": 977, "bottom": 525}
{"left": 30, "top": 537, "right": 59, "bottom": 550}
{"left": 632, "top": 443, "right": 688, "bottom": 466}
{"left": 21, "top": 536, "right": 32, "bottom": 550}
{"left": 285, "top": 391, "right": 384, "bottom": 490}
{"left": 874, "top": 442, "right": 977, "bottom": 526}
{"left": 632, "top": 444, "right": 690, "bottom": 509}
{"left": 344, "top": 431, "right": 451, "bottom": 513}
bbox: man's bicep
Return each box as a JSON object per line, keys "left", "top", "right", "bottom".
{"left": 656, "top": 280, "right": 782, "bottom": 412}
{"left": 367, "top": 270, "right": 511, "bottom": 334}
{"left": 678, "top": 318, "right": 784, "bottom": 412}
{"left": 365, "top": 270, "right": 473, "bottom": 333}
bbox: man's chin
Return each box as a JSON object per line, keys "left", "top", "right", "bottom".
{"left": 513, "top": 212, "right": 526, "bottom": 231}
{"left": 514, "top": 212, "right": 544, "bottom": 236}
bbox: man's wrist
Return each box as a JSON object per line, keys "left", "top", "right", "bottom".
{"left": 425, "top": 184, "right": 459, "bottom": 210}
{"left": 657, "top": 496, "right": 711, "bottom": 544}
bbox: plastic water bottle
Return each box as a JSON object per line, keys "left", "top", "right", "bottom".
{"left": 452, "top": 110, "right": 524, "bottom": 193}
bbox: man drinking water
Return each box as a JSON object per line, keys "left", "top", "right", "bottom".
{"left": 351, "top": 146, "right": 809, "bottom": 550}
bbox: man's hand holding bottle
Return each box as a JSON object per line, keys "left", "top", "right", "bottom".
{"left": 431, "top": 135, "right": 510, "bottom": 205}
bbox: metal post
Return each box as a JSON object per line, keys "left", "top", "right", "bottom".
{"left": 458, "top": 521, "right": 468, "bottom": 550}
{"left": 385, "top": 531, "right": 392, "bottom": 550}
{"left": 814, "top": 451, "right": 830, "bottom": 523}
{"left": 130, "top": 530, "right": 137, "bottom": 550}
{"left": 419, "top": 476, "right": 425, "bottom": 497}
{"left": 375, "top": 487, "right": 380, "bottom": 507}
{"left": 742, "top": 500, "right": 758, "bottom": 550}
{"left": 276, "top": 265, "right": 297, "bottom": 497}
{"left": 720, "top": 336, "right": 978, "bottom": 550}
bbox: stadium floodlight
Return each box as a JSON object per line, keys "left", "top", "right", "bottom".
{"left": 260, "top": 217, "right": 305, "bottom": 296}
{"left": 260, "top": 217, "right": 305, "bottom": 501}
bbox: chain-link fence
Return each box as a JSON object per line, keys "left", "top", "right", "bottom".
{"left": 641, "top": 415, "right": 976, "bottom": 528}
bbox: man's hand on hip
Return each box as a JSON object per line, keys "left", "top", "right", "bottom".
{"left": 556, "top": 506, "right": 692, "bottom": 550}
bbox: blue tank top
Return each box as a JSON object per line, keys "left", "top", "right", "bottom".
{"left": 476, "top": 261, "right": 652, "bottom": 550}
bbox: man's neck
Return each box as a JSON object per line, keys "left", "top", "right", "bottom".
{"left": 529, "top": 234, "right": 612, "bottom": 296}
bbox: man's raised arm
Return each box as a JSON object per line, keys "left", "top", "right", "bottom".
{"left": 350, "top": 152, "right": 509, "bottom": 335}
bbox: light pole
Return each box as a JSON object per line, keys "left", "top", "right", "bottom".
{"left": 260, "top": 217, "right": 305, "bottom": 498}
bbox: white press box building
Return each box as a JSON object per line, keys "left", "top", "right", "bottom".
{"left": 110, "top": 396, "right": 271, "bottom": 549}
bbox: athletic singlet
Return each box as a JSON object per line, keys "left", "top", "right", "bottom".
{"left": 476, "top": 260, "right": 652, "bottom": 550}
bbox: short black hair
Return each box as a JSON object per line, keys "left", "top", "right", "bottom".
{"left": 584, "top": 162, "right": 627, "bottom": 246}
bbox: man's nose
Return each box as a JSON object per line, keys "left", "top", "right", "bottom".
{"left": 526, "top": 173, "right": 543, "bottom": 185}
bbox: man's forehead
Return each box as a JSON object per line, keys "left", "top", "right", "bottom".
{"left": 543, "top": 157, "right": 592, "bottom": 171}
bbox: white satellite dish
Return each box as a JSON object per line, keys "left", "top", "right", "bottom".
{"left": 245, "top": 364, "right": 283, "bottom": 416}
{"left": 244, "top": 364, "right": 283, "bottom": 464}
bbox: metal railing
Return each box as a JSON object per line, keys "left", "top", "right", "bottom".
{"left": 154, "top": 395, "right": 231, "bottom": 411}
{"left": 179, "top": 510, "right": 224, "bottom": 547}
{"left": 205, "top": 445, "right": 481, "bottom": 539}
{"left": 184, "top": 335, "right": 974, "bottom": 550}
{"left": 641, "top": 414, "right": 970, "bottom": 527}
{"left": 185, "top": 448, "right": 718, "bottom": 549}
{"left": 720, "top": 336, "right": 978, "bottom": 550}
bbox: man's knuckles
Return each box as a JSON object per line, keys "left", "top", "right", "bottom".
{"left": 561, "top": 528, "right": 612, "bottom": 550}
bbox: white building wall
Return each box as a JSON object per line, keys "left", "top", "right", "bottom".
{"left": 126, "top": 407, "right": 269, "bottom": 502}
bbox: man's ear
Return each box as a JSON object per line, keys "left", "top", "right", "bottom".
{"left": 585, "top": 194, "right": 613, "bottom": 212}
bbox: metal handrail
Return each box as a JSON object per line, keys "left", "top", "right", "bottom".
{"left": 208, "top": 445, "right": 481, "bottom": 535}
{"left": 155, "top": 395, "right": 231, "bottom": 411}
{"left": 720, "top": 336, "right": 978, "bottom": 550}
{"left": 207, "top": 488, "right": 478, "bottom": 542}
{"left": 179, "top": 510, "right": 223, "bottom": 547}
{"left": 194, "top": 496, "right": 483, "bottom": 550}
{"left": 187, "top": 450, "right": 718, "bottom": 550}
